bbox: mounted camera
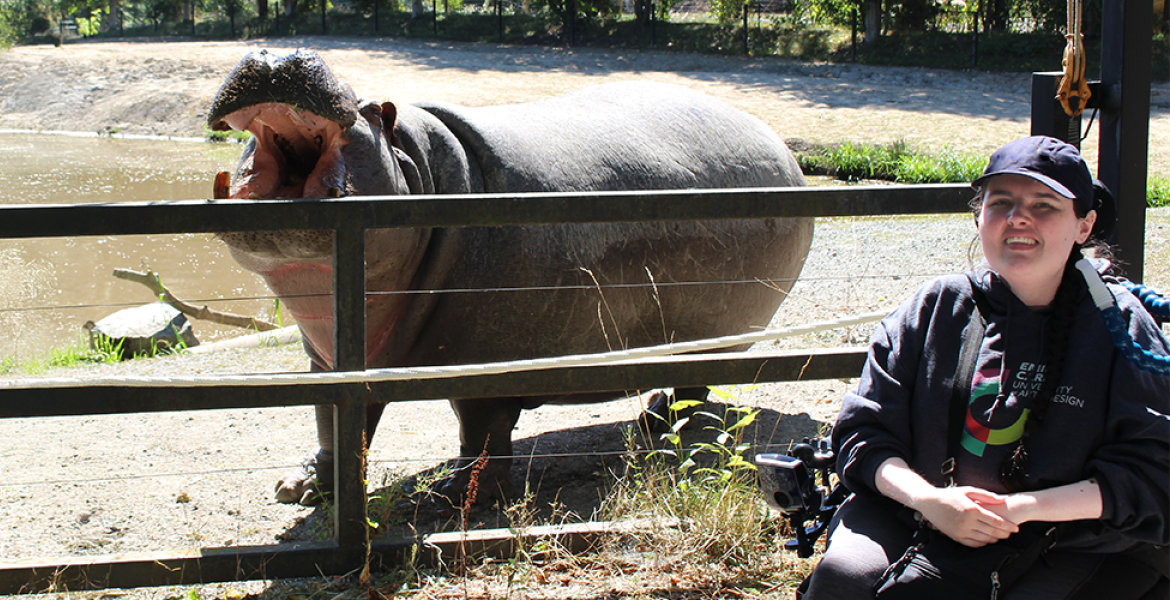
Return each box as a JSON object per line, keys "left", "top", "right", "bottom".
{"left": 755, "top": 453, "right": 814, "bottom": 514}
{"left": 755, "top": 436, "right": 846, "bottom": 558}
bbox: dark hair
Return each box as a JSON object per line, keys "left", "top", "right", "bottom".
{"left": 997, "top": 247, "right": 1083, "bottom": 490}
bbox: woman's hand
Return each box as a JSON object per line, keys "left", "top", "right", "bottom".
{"left": 915, "top": 486, "right": 1019, "bottom": 547}
{"left": 874, "top": 458, "right": 1018, "bottom": 548}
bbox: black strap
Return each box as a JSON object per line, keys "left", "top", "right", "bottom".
{"left": 943, "top": 281, "right": 989, "bottom": 486}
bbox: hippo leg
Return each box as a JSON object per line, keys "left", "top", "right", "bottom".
{"left": 436, "top": 397, "right": 523, "bottom": 505}
{"left": 275, "top": 356, "right": 387, "bottom": 505}
{"left": 640, "top": 387, "right": 708, "bottom": 434}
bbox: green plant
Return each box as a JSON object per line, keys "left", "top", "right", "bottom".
{"left": 30, "top": 335, "right": 125, "bottom": 372}
{"left": 1149, "top": 174, "right": 1170, "bottom": 208}
{"left": 204, "top": 125, "right": 251, "bottom": 143}
{"left": 597, "top": 386, "right": 797, "bottom": 574}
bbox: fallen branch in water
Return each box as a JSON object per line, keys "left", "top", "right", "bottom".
{"left": 113, "top": 268, "right": 280, "bottom": 331}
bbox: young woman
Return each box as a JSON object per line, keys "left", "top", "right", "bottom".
{"left": 802, "top": 136, "right": 1169, "bottom": 600}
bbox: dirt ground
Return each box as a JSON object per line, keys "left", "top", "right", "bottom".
{"left": 1, "top": 37, "right": 1168, "bottom": 599}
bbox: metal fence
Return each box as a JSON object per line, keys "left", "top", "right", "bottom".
{"left": 0, "top": 183, "right": 975, "bottom": 594}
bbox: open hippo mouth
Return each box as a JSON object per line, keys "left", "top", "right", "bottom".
{"left": 208, "top": 49, "right": 360, "bottom": 200}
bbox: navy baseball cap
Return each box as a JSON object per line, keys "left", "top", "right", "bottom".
{"left": 973, "top": 136, "right": 1116, "bottom": 241}
{"left": 973, "top": 136, "right": 1094, "bottom": 213}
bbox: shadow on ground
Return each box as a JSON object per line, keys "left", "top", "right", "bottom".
{"left": 277, "top": 399, "right": 826, "bottom": 543}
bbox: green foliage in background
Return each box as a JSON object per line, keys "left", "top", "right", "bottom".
{"left": 797, "top": 140, "right": 988, "bottom": 184}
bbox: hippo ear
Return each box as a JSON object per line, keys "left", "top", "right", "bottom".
{"left": 381, "top": 102, "right": 398, "bottom": 129}
{"left": 381, "top": 102, "right": 400, "bottom": 147}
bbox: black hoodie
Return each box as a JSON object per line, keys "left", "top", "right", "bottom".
{"left": 833, "top": 261, "right": 1170, "bottom": 552}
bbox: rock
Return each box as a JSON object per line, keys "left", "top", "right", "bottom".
{"left": 86, "top": 302, "right": 199, "bottom": 360}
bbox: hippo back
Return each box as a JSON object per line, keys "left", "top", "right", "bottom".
{"left": 416, "top": 81, "right": 799, "bottom": 193}
{"left": 389, "top": 82, "right": 813, "bottom": 370}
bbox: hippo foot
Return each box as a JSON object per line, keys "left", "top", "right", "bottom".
{"left": 433, "top": 457, "right": 515, "bottom": 507}
{"left": 638, "top": 390, "right": 702, "bottom": 435}
{"left": 275, "top": 449, "right": 334, "bottom": 506}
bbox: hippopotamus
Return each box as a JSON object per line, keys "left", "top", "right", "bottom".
{"left": 207, "top": 49, "right": 813, "bottom": 506}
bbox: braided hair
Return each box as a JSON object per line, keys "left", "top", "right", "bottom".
{"left": 997, "top": 246, "right": 1085, "bottom": 491}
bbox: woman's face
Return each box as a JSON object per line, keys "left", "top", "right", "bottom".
{"left": 978, "top": 174, "right": 1096, "bottom": 307}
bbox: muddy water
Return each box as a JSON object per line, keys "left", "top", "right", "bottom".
{"left": 0, "top": 133, "right": 286, "bottom": 361}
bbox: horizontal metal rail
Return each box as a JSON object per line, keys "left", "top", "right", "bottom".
{"left": 0, "top": 184, "right": 974, "bottom": 237}
{"left": 0, "top": 184, "right": 971, "bottom": 595}
{"left": 0, "top": 348, "right": 867, "bottom": 417}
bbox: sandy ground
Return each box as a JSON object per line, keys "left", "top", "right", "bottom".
{"left": 1, "top": 36, "right": 1168, "bottom": 599}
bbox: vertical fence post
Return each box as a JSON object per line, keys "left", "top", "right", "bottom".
{"left": 498, "top": 0, "right": 503, "bottom": 42}
{"left": 332, "top": 226, "right": 369, "bottom": 558}
{"left": 1099, "top": 0, "right": 1152, "bottom": 281}
{"left": 433, "top": 0, "right": 437, "bottom": 34}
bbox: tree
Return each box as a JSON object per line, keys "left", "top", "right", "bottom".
{"left": 105, "top": 0, "right": 118, "bottom": 30}
{"left": 1, "top": 0, "right": 45, "bottom": 46}
{"left": 211, "top": 0, "right": 245, "bottom": 34}
{"left": 862, "top": 0, "right": 879, "bottom": 42}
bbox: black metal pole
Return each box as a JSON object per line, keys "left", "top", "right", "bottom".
{"left": 433, "top": 0, "right": 437, "bottom": 34}
{"left": 321, "top": 0, "right": 327, "bottom": 33}
{"left": 373, "top": 0, "right": 378, "bottom": 34}
{"left": 497, "top": 0, "right": 503, "bottom": 42}
{"left": 1098, "top": 0, "right": 1152, "bottom": 281}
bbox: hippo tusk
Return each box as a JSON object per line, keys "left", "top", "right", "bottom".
{"left": 214, "top": 171, "right": 231, "bottom": 199}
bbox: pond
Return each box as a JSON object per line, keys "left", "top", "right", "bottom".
{"left": 0, "top": 132, "right": 282, "bottom": 361}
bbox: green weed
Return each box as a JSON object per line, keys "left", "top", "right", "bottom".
{"left": 597, "top": 386, "right": 808, "bottom": 584}
{"left": 1149, "top": 174, "right": 1170, "bottom": 209}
